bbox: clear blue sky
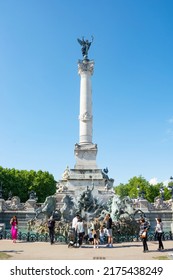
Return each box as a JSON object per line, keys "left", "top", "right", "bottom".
{"left": 0, "top": 0, "right": 173, "bottom": 186}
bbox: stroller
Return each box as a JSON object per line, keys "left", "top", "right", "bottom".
{"left": 68, "top": 228, "right": 80, "bottom": 248}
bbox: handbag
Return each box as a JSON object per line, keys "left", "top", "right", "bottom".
{"left": 14, "top": 225, "right": 18, "bottom": 230}
{"left": 141, "top": 231, "right": 146, "bottom": 238}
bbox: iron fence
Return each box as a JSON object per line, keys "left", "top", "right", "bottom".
{"left": 1, "top": 230, "right": 172, "bottom": 243}
{"left": 0, "top": 230, "right": 67, "bottom": 243}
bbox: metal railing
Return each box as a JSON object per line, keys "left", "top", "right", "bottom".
{"left": 0, "top": 230, "right": 172, "bottom": 243}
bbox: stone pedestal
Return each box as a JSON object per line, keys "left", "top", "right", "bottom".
{"left": 0, "top": 199, "right": 5, "bottom": 212}
{"left": 74, "top": 143, "right": 98, "bottom": 169}
{"left": 171, "top": 223, "right": 173, "bottom": 234}
{"left": 25, "top": 199, "right": 37, "bottom": 212}
{"left": 58, "top": 167, "right": 112, "bottom": 194}
{"left": 138, "top": 199, "right": 149, "bottom": 212}
{"left": 0, "top": 223, "right": 5, "bottom": 238}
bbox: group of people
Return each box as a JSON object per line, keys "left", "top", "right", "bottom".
{"left": 71, "top": 213, "right": 113, "bottom": 248}
{"left": 139, "top": 217, "right": 164, "bottom": 253}
{"left": 9, "top": 214, "right": 165, "bottom": 254}
{"left": 68, "top": 214, "right": 165, "bottom": 252}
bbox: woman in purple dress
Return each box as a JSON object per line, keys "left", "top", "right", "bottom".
{"left": 10, "top": 215, "right": 18, "bottom": 243}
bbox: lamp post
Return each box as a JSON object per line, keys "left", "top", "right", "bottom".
{"left": 159, "top": 186, "right": 164, "bottom": 200}
{"left": 0, "top": 182, "right": 3, "bottom": 199}
{"left": 8, "top": 191, "right": 12, "bottom": 200}
{"left": 168, "top": 177, "right": 173, "bottom": 199}
{"left": 137, "top": 185, "right": 145, "bottom": 199}
{"left": 137, "top": 185, "right": 140, "bottom": 198}
{"left": 141, "top": 190, "right": 145, "bottom": 199}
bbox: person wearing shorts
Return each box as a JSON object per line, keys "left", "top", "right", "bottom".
{"left": 105, "top": 213, "right": 113, "bottom": 247}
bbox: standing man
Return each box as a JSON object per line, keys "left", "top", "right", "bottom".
{"left": 76, "top": 217, "right": 85, "bottom": 247}
{"left": 104, "top": 213, "right": 113, "bottom": 248}
{"left": 47, "top": 216, "right": 55, "bottom": 245}
{"left": 72, "top": 213, "right": 80, "bottom": 244}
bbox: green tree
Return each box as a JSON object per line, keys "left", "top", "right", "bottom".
{"left": 30, "top": 170, "right": 56, "bottom": 202}
{"left": 0, "top": 166, "right": 56, "bottom": 202}
{"left": 114, "top": 183, "right": 129, "bottom": 198}
{"left": 145, "top": 183, "right": 161, "bottom": 202}
{"left": 114, "top": 175, "right": 164, "bottom": 202}
{"left": 115, "top": 176, "right": 149, "bottom": 198}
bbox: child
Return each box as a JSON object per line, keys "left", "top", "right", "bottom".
{"left": 88, "top": 228, "right": 94, "bottom": 244}
{"left": 99, "top": 225, "right": 106, "bottom": 244}
{"left": 92, "top": 229, "right": 99, "bottom": 248}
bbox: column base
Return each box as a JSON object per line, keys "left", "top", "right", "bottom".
{"left": 74, "top": 143, "right": 98, "bottom": 169}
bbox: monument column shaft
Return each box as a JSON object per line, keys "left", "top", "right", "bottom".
{"left": 78, "top": 60, "right": 94, "bottom": 144}
{"left": 79, "top": 72, "right": 92, "bottom": 144}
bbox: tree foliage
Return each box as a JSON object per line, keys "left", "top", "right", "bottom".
{"left": 114, "top": 175, "right": 172, "bottom": 202}
{"left": 0, "top": 166, "right": 56, "bottom": 202}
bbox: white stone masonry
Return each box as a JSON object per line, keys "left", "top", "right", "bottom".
{"left": 78, "top": 59, "right": 94, "bottom": 144}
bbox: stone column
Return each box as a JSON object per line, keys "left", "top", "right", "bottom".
{"left": 78, "top": 59, "right": 94, "bottom": 144}
{"left": 74, "top": 59, "right": 98, "bottom": 169}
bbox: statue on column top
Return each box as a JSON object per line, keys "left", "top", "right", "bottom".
{"left": 77, "top": 36, "right": 94, "bottom": 59}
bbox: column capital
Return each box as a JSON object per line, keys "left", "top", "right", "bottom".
{"left": 78, "top": 59, "right": 94, "bottom": 75}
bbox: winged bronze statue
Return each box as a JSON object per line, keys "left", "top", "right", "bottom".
{"left": 77, "top": 36, "right": 94, "bottom": 59}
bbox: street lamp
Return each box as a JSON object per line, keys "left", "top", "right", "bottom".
{"left": 159, "top": 186, "right": 164, "bottom": 200}
{"left": 140, "top": 190, "right": 145, "bottom": 199}
{"left": 137, "top": 185, "right": 140, "bottom": 198}
{"left": 168, "top": 177, "right": 173, "bottom": 199}
{"left": 0, "top": 182, "right": 3, "bottom": 199}
{"left": 137, "top": 185, "right": 145, "bottom": 199}
{"left": 8, "top": 191, "right": 12, "bottom": 200}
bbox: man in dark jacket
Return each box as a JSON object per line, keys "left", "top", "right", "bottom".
{"left": 47, "top": 216, "right": 55, "bottom": 244}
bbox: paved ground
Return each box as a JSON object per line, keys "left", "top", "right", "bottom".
{"left": 0, "top": 239, "right": 173, "bottom": 260}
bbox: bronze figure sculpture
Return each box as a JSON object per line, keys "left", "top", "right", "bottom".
{"left": 77, "top": 36, "right": 94, "bottom": 59}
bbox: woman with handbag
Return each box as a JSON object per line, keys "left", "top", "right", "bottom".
{"left": 10, "top": 215, "right": 18, "bottom": 243}
{"left": 139, "top": 218, "right": 149, "bottom": 253}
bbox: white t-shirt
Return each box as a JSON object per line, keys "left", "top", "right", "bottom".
{"left": 99, "top": 228, "right": 106, "bottom": 237}
{"left": 76, "top": 221, "right": 84, "bottom": 233}
{"left": 72, "top": 216, "right": 78, "bottom": 229}
{"left": 156, "top": 222, "right": 163, "bottom": 233}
